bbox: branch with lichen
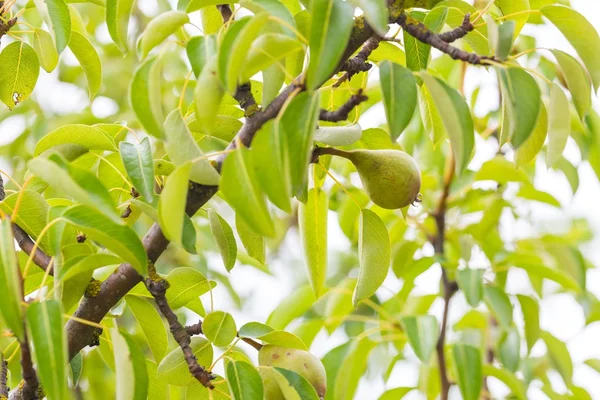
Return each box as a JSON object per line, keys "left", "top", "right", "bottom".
{"left": 396, "top": 12, "right": 494, "bottom": 65}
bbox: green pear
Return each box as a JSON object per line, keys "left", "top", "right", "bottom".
{"left": 258, "top": 345, "right": 327, "bottom": 399}
{"left": 324, "top": 148, "right": 421, "bottom": 209}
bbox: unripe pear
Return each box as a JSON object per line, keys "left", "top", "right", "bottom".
{"left": 258, "top": 345, "right": 327, "bottom": 399}
{"left": 323, "top": 148, "right": 421, "bottom": 209}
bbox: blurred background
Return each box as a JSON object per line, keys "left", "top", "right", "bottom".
{"left": 1, "top": 0, "right": 599, "bottom": 398}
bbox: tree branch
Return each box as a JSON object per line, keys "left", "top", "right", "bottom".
{"left": 319, "top": 89, "right": 368, "bottom": 122}
{"left": 145, "top": 267, "right": 215, "bottom": 388}
{"left": 396, "top": 12, "right": 493, "bottom": 65}
{"left": 0, "top": 2, "right": 16, "bottom": 44}
{"left": 233, "top": 82, "right": 259, "bottom": 117}
{"left": 65, "top": 17, "right": 375, "bottom": 362}
{"left": 216, "top": 4, "right": 232, "bottom": 23}
{"left": 431, "top": 152, "right": 458, "bottom": 400}
{"left": 185, "top": 321, "right": 264, "bottom": 350}
{"left": 1, "top": 358, "right": 8, "bottom": 398}
{"left": 335, "top": 36, "right": 381, "bottom": 87}
{"left": 19, "top": 335, "right": 39, "bottom": 400}
{"left": 12, "top": 225, "right": 52, "bottom": 275}
{"left": 438, "top": 13, "right": 474, "bottom": 43}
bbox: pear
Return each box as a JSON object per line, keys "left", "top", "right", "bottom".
{"left": 323, "top": 148, "right": 421, "bottom": 209}
{"left": 258, "top": 345, "right": 327, "bottom": 399}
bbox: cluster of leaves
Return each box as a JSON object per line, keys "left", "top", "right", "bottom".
{"left": 0, "top": 0, "right": 599, "bottom": 399}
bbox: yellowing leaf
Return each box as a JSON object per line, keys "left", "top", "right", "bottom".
{"left": 515, "top": 103, "right": 548, "bottom": 166}
{"left": 194, "top": 57, "right": 224, "bottom": 135}
{"left": 353, "top": 209, "right": 390, "bottom": 306}
{"left": 111, "top": 328, "right": 149, "bottom": 400}
{"left": 33, "top": 29, "right": 58, "bottom": 72}
{"left": 69, "top": 31, "right": 102, "bottom": 100}
{"left": 547, "top": 83, "right": 571, "bottom": 167}
{"left": 158, "top": 162, "right": 191, "bottom": 246}
{"left": 298, "top": 188, "right": 328, "bottom": 299}
{"left": 552, "top": 49, "right": 592, "bottom": 120}
{"left": 542, "top": 5, "right": 600, "bottom": 91}
{"left": 208, "top": 209, "right": 238, "bottom": 272}
{"left": 34, "top": 0, "right": 71, "bottom": 53}
{"left": 203, "top": 311, "right": 237, "bottom": 347}
{"left": 140, "top": 11, "right": 189, "bottom": 59}
{"left": 0, "top": 219, "right": 24, "bottom": 340}
{"left": 0, "top": 41, "right": 40, "bottom": 109}
{"left": 106, "top": 0, "right": 135, "bottom": 52}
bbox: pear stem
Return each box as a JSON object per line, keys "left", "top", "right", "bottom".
{"left": 313, "top": 146, "right": 353, "bottom": 160}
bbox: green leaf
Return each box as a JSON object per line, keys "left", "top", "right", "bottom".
{"left": 35, "top": 124, "right": 117, "bottom": 156}
{"left": 186, "top": 378, "right": 231, "bottom": 399}
{"left": 546, "top": 83, "right": 571, "bottom": 167}
{"left": 585, "top": 359, "right": 600, "bottom": 374}
{"left": 456, "top": 268, "right": 484, "bottom": 308}
{"left": 418, "top": 82, "right": 446, "bottom": 144}
{"left": 59, "top": 253, "right": 122, "bottom": 281}
{"left": 235, "top": 213, "right": 265, "bottom": 265}
{"left": 484, "top": 286, "right": 513, "bottom": 328}
{"left": 348, "top": 0, "right": 388, "bottom": 35}
{"left": 125, "top": 295, "right": 169, "bottom": 363}
{"left": 157, "top": 337, "right": 213, "bottom": 386}
{"left": 271, "top": 367, "right": 320, "bottom": 400}
{"left": 203, "top": 311, "right": 237, "bottom": 347}
{"left": 419, "top": 73, "right": 474, "bottom": 175}
{"left": 29, "top": 155, "right": 120, "bottom": 222}
{"left": 62, "top": 204, "right": 148, "bottom": 274}
{"left": 475, "top": 156, "right": 529, "bottom": 183}
{"left": 353, "top": 209, "right": 391, "bottom": 307}
{"left": 401, "top": 315, "right": 438, "bottom": 363}
{"left": 256, "top": 331, "right": 307, "bottom": 350}
{"left": 140, "top": 11, "right": 189, "bottom": 59}
{"left": 433, "top": 1, "right": 490, "bottom": 55}
{"left": 0, "top": 41, "right": 40, "bottom": 109}
{"left": 0, "top": 190, "right": 50, "bottom": 254}
{"left": 26, "top": 300, "right": 68, "bottom": 400}
{"left": 226, "top": 360, "right": 264, "bottom": 400}
{"left": 517, "top": 185, "right": 561, "bottom": 208}
{"left": 165, "top": 267, "right": 216, "bottom": 309}
{"left": 34, "top": 0, "right": 71, "bottom": 53}
{"left": 240, "top": 0, "right": 297, "bottom": 36}
{"left": 106, "top": 0, "right": 135, "bottom": 52}
{"left": 187, "top": 35, "right": 217, "bottom": 78}
{"left": 69, "top": 31, "right": 102, "bottom": 99}
{"left": 515, "top": 103, "right": 547, "bottom": 166}
{"left": 495, "top": 0, "right": 529, "bottom": 37}
{"left": 0, "top": 219, "right": 24, "bottom": 340}
{"left": 378, "top": 388, "right": 413, "bottom": 400}
{"left": 186, "top": 0, "right": 231, "bottom": 12}
{"left": 130, "top": 57, "right": 165, "bottom": 139}
{"left": 164, "top": 110, "right": 220, "bottom": 186}
{"left": 542, "top": 5, "right": 600, "bottom": 92}
{"left": 239, "top": 322, "right": 273, "bottom": 338}
{"left": 111, "top": 328, "right": 149, "bottom": 400}
{"left": 541, "top": 331, "right": 573, "bottom": 385}
{"left": 218, "top": 14, "right": 269, "bottom": 94}
{"left": 498, "top": 67, "right": 542, "bottom": 148}
{"left": 404, "top": 9, "right": 446, "bottom": 72}
{"left": 306, "top": 0, "right": 354, "bottom": 90}
{"left": 120, "top": 138, "right": 155, "bottom": 204}
{"left": 552, "top": 49, "right": 592, "bottom": 119}
{"left": 252, "top": 120, "right": 292, "bottom": 212}
{"left": 33, "top": 29, "right": 59, "bottom": 72}
{"left": 379, "top": 61, "right": 417, "bottom": 140}
{"left": 452, "top": 344, "right": 481, "bottom": 400}
{"left": 241, "top": 34, "right": 303, "bottom": 82}
{"left": 208, "top": 209, "right": 238, "bottom": 272}
{"left": 158, "top": 162, "right": 191, "bottom": 246}
{"left": 486, "top": 16, "right": 515, "bottom": 61}
{"left": 220, "top": 147, "right": 275, "bottom": 237}
{"left": 298, "top": 188, "right": 328, "bottom": 299}
{"left": 330, "top": 338, "right": 376, "bottom": 400}
{"left": 194, "top": 57, "right": 224, "bottom": 135}
{"left": 482, "top": 365, "right": 526, "bottom": 400}
{"left": 497, "top": 326, "right": 521, "bottom": 372}
{"left": 282, "top": 92, "right": 321, "bottom": 196}
{"left": 267, "top": 285, "right": 316, "bottom": 330}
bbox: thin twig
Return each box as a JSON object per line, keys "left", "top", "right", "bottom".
{"left": 335, "top": 36, "right": 381, "bottom": 87}
{"left": 1, "top": 359, "right": 8, "bottom": 398}
{"left": 438, "top": 13, "right": 474, "bottom": 43}
{"left": 19, "top": 335, "right": 39, "bottom": 400}
{"left": 145, "top": 267, "right": 215, "bottom": 388}
{"left": 396, "top": 12, "right": 494, "bottom": 65}
{"left": 319, "top": 89, "right": 368, "bottom": 122}
{"left": 216, "top": 4, "right": 232, "bottom": 23}
{"left": 185, "top": 320, "right": 264, "bottom": 350}
{"left": 0, "top": 1, "right": 16, "bottom": 44}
